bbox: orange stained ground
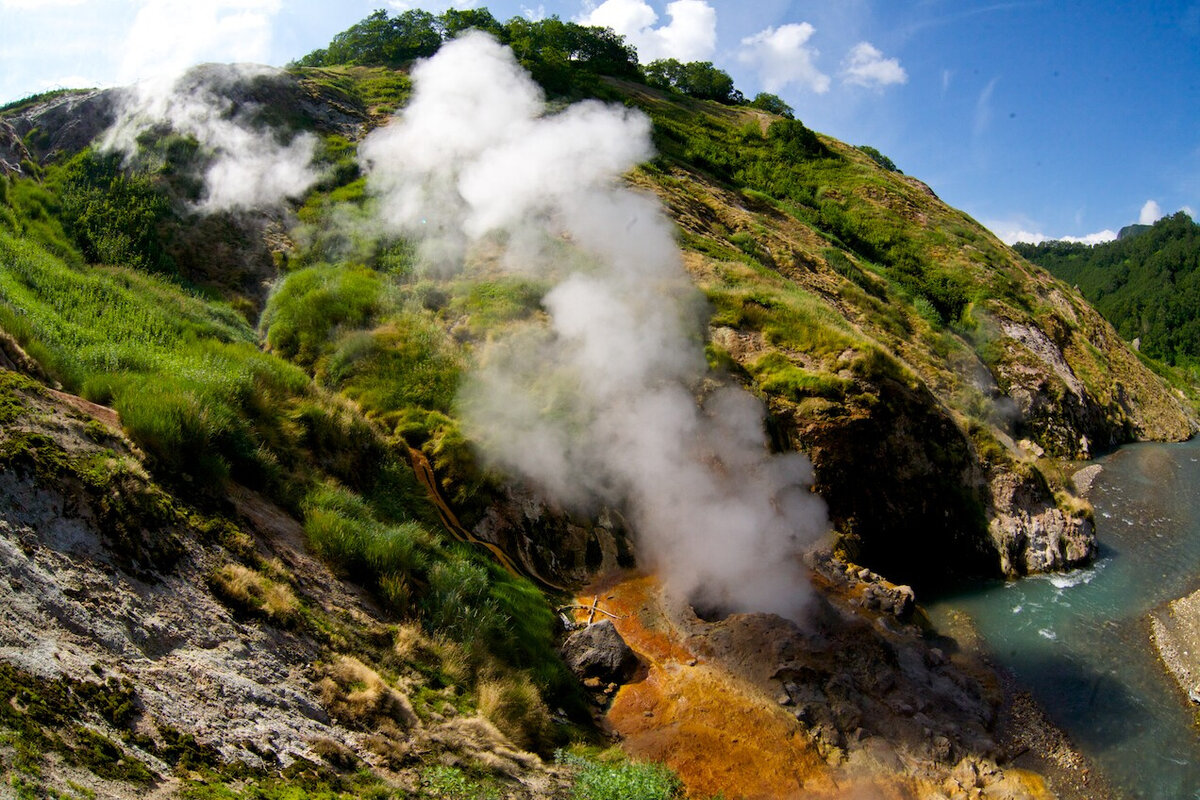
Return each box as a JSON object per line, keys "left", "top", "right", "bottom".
{"left": 579, "top": 573, "right": 846, "bottom": 800}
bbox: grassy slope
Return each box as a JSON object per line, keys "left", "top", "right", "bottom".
{"left": 601, "top": 79, "right": 1195, "bottom": 578}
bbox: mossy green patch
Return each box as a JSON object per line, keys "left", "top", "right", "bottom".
{"left": 0, "top": 662, "right": 156, "bottom": 787}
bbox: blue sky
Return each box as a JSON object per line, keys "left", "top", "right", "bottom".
{"left": 2, "top": 0, "right": 1197, "bottom": 244}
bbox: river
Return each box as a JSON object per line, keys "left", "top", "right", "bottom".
{"left": 928, "top": 437, "right": 1200, "bottom": 799}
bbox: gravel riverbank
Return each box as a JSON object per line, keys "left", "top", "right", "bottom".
{"left": 1150, "top": 587, "right": 1200, "bottom": 706}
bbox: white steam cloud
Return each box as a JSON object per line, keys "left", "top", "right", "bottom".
{"left": 361, "top": 32, "right": 827, "bottom": 622}
{"left": 101, "top": 66, "right": 319, "bottom": 213}
{"left": 1139, "top": 199, "right": 1162, "bottom": 225}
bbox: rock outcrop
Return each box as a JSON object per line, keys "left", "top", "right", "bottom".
{"left": 0, "top": 372, "right": 569, "bottom": 798}
{"left": 988, "top": 470, "right": 1095, "bottom": 576}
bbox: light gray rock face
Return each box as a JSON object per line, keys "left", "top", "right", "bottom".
{"left": 0, "top": 380, "right": 566, "bottom": 798}
{"left": 0, "top": 89, "right": 117, "bottom": 169}
{"left": 0, "top": 468, "right": 338, "bottom": 772}
{"left": 987, "top": 471, "right": 1095, "bottom": 576}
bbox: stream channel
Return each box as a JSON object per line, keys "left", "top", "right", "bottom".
{"left": 927, "top": 436, "right": 1200, "bottom": 799}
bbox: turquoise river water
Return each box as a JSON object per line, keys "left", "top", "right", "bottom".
{"left": 928, "top": 437, "right": 1200, "bottom": 799}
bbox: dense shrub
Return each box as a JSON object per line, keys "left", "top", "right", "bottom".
{"left": 645, "top": 58, "right": 742, "bottom": 104}
{"left": 261, "top": 264, "right": 385, "bottom": 367}
{"left": 1016, "top": 211, "right": 1200, "bottom": 365}
{"left": 56, "top": 149, "right": 176, "bottom": 274}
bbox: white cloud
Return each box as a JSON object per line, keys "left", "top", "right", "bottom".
{"left": 1183, "top": 205, "right": 1196, "bottom": 220}
{"left": 0, "top": 0, "right": 85, "bottom": 6}
{"left": 841, "top": 41, "right": 906, "bottom": 89}
{"left": 1139, "top": 199, "right": 1162, "bottom": 224}
{"left": 520, "top": 4, "right": 546, "bottom": 20}
{"left": 738, "top": 22, "right": 830, "bottom": 94}
{"left": 1062, "top": 229, "right": 1119, "bottom": 245}
{"left": 578, "top": 0, "right": 716, "bottom": 63}
{"left": 973, "top": 76, "right": 998, "bottom": 137}
{"left": 120, "top": 0, "right": 282, "bottom": 84}
{"left": 986, "top": 219, "right": 1117, "bottom": 247}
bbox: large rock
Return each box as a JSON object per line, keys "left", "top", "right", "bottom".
{"left": 988, "top": 470, "right": 1095, "bottom": 576}
{"left": 561, "top": 620, "right": 640, "bottom": 684}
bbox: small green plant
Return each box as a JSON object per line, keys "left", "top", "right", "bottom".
{"left": 419, "top": 765, "right": 499, "bottom": 800}
{"left": 557, "top": 749, "right": 682, "bottom": 800}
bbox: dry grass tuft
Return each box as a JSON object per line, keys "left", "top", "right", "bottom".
{"left": 317, "top": 655, "right": 418, "bottom": 732}
{"left": 210, "top": 563, "right": 299, "bottom": 625}
{"left": 428, "top": 716, "right": 539, "bottom": 777}
{"left": 309, "top": 736, "right": 358, "bottom": 770}
{"left": 476, "top": 674, "right": 554, "bottom": 754}
{"left": 1054, "top": 490, "right": 1095, "bottom": 521}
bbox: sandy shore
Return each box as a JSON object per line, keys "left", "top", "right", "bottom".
{"left": 1150, "top": 586, "right": 1200, "bottom": 706}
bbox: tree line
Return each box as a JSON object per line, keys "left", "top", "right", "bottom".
{"left": 1015, "top": 211, "right": 1200, "bottom": 369}
{"left": 294, "top": 8, "right": 794, "bottom": 116}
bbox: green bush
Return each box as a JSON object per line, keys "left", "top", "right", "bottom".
{"left": 750, "top": 352, "right": 849, "bottom": 400}
{"left": 323, "top": 314, "right": 462, "bottom": 419}
{"left": 55, "top": 149, "right": 176, "bottom": 274}
{"left": 261, "top": 264, "right": 385, "bottom": 367}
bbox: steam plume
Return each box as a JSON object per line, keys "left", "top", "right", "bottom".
{"left": 361, "top": 32, "right": 828, "bottom": 622}
{"left": 102, "top": 65, "right": 319, "bottom": 213}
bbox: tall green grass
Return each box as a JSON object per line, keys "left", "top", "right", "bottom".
{"left": 301, "top": 480, "right": 570, "bottom": 691}
{"left": 0, "top": 230, "right": 307, "bottom": 487}
{"left": 261, "top": 263, "right": 385, "bottom": 368}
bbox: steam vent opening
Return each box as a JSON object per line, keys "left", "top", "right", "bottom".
{"left": 690, "top": 595, "right": 732, "bottom": 623}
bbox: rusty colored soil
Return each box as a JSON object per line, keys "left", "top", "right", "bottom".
{"left": 579, "top": 574, "right": 838, "bottom": 800}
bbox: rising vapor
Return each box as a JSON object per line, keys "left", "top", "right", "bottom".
{"left": 361, "top": 32, "right": 828, "bottom": 622}
{"left": 102, "top": 65, "right": 319, "bottom": 213}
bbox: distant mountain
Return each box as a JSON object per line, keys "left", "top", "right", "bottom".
{"left": 1015, "top": 212, "right": 1200, "bottom": 369}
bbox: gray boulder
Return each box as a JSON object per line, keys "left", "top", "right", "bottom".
{"left": 561, "top": 620, "right": 639, "bottom": 684}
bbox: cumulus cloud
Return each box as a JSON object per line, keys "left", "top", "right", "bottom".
{"left": 841, "top": 42, "right": 907, "bottom": 89}
{"left": 578, "top": 0, "right": 717, "bottom": 63}
{"left": 738, "top": 23, "right": 830, "bottom": 94}
{"left": 119, "top": 0, "right": 282, "bottom": 85}
{"left": 1139, "top": 199, "right": 1163, "bottom": 224}
{"left": 360, "top": 32, "right": 828, "bottom": 622}
{"left": 986, "top": 219, "right": 1117, "bottom": 247}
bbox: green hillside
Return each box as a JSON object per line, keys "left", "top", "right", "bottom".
{"left": 0, "top": 7, "right": 1196, "bottom": 798}
{"left": 1015, "top": 211, "right": 1200, "bottom": 372}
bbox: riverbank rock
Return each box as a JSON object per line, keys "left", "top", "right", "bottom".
{"left": 1150, "top": 587, "right": 1200, "bottom": 706}
{"left": 988, "top": 471, "right": 1096, "bottom": 576}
